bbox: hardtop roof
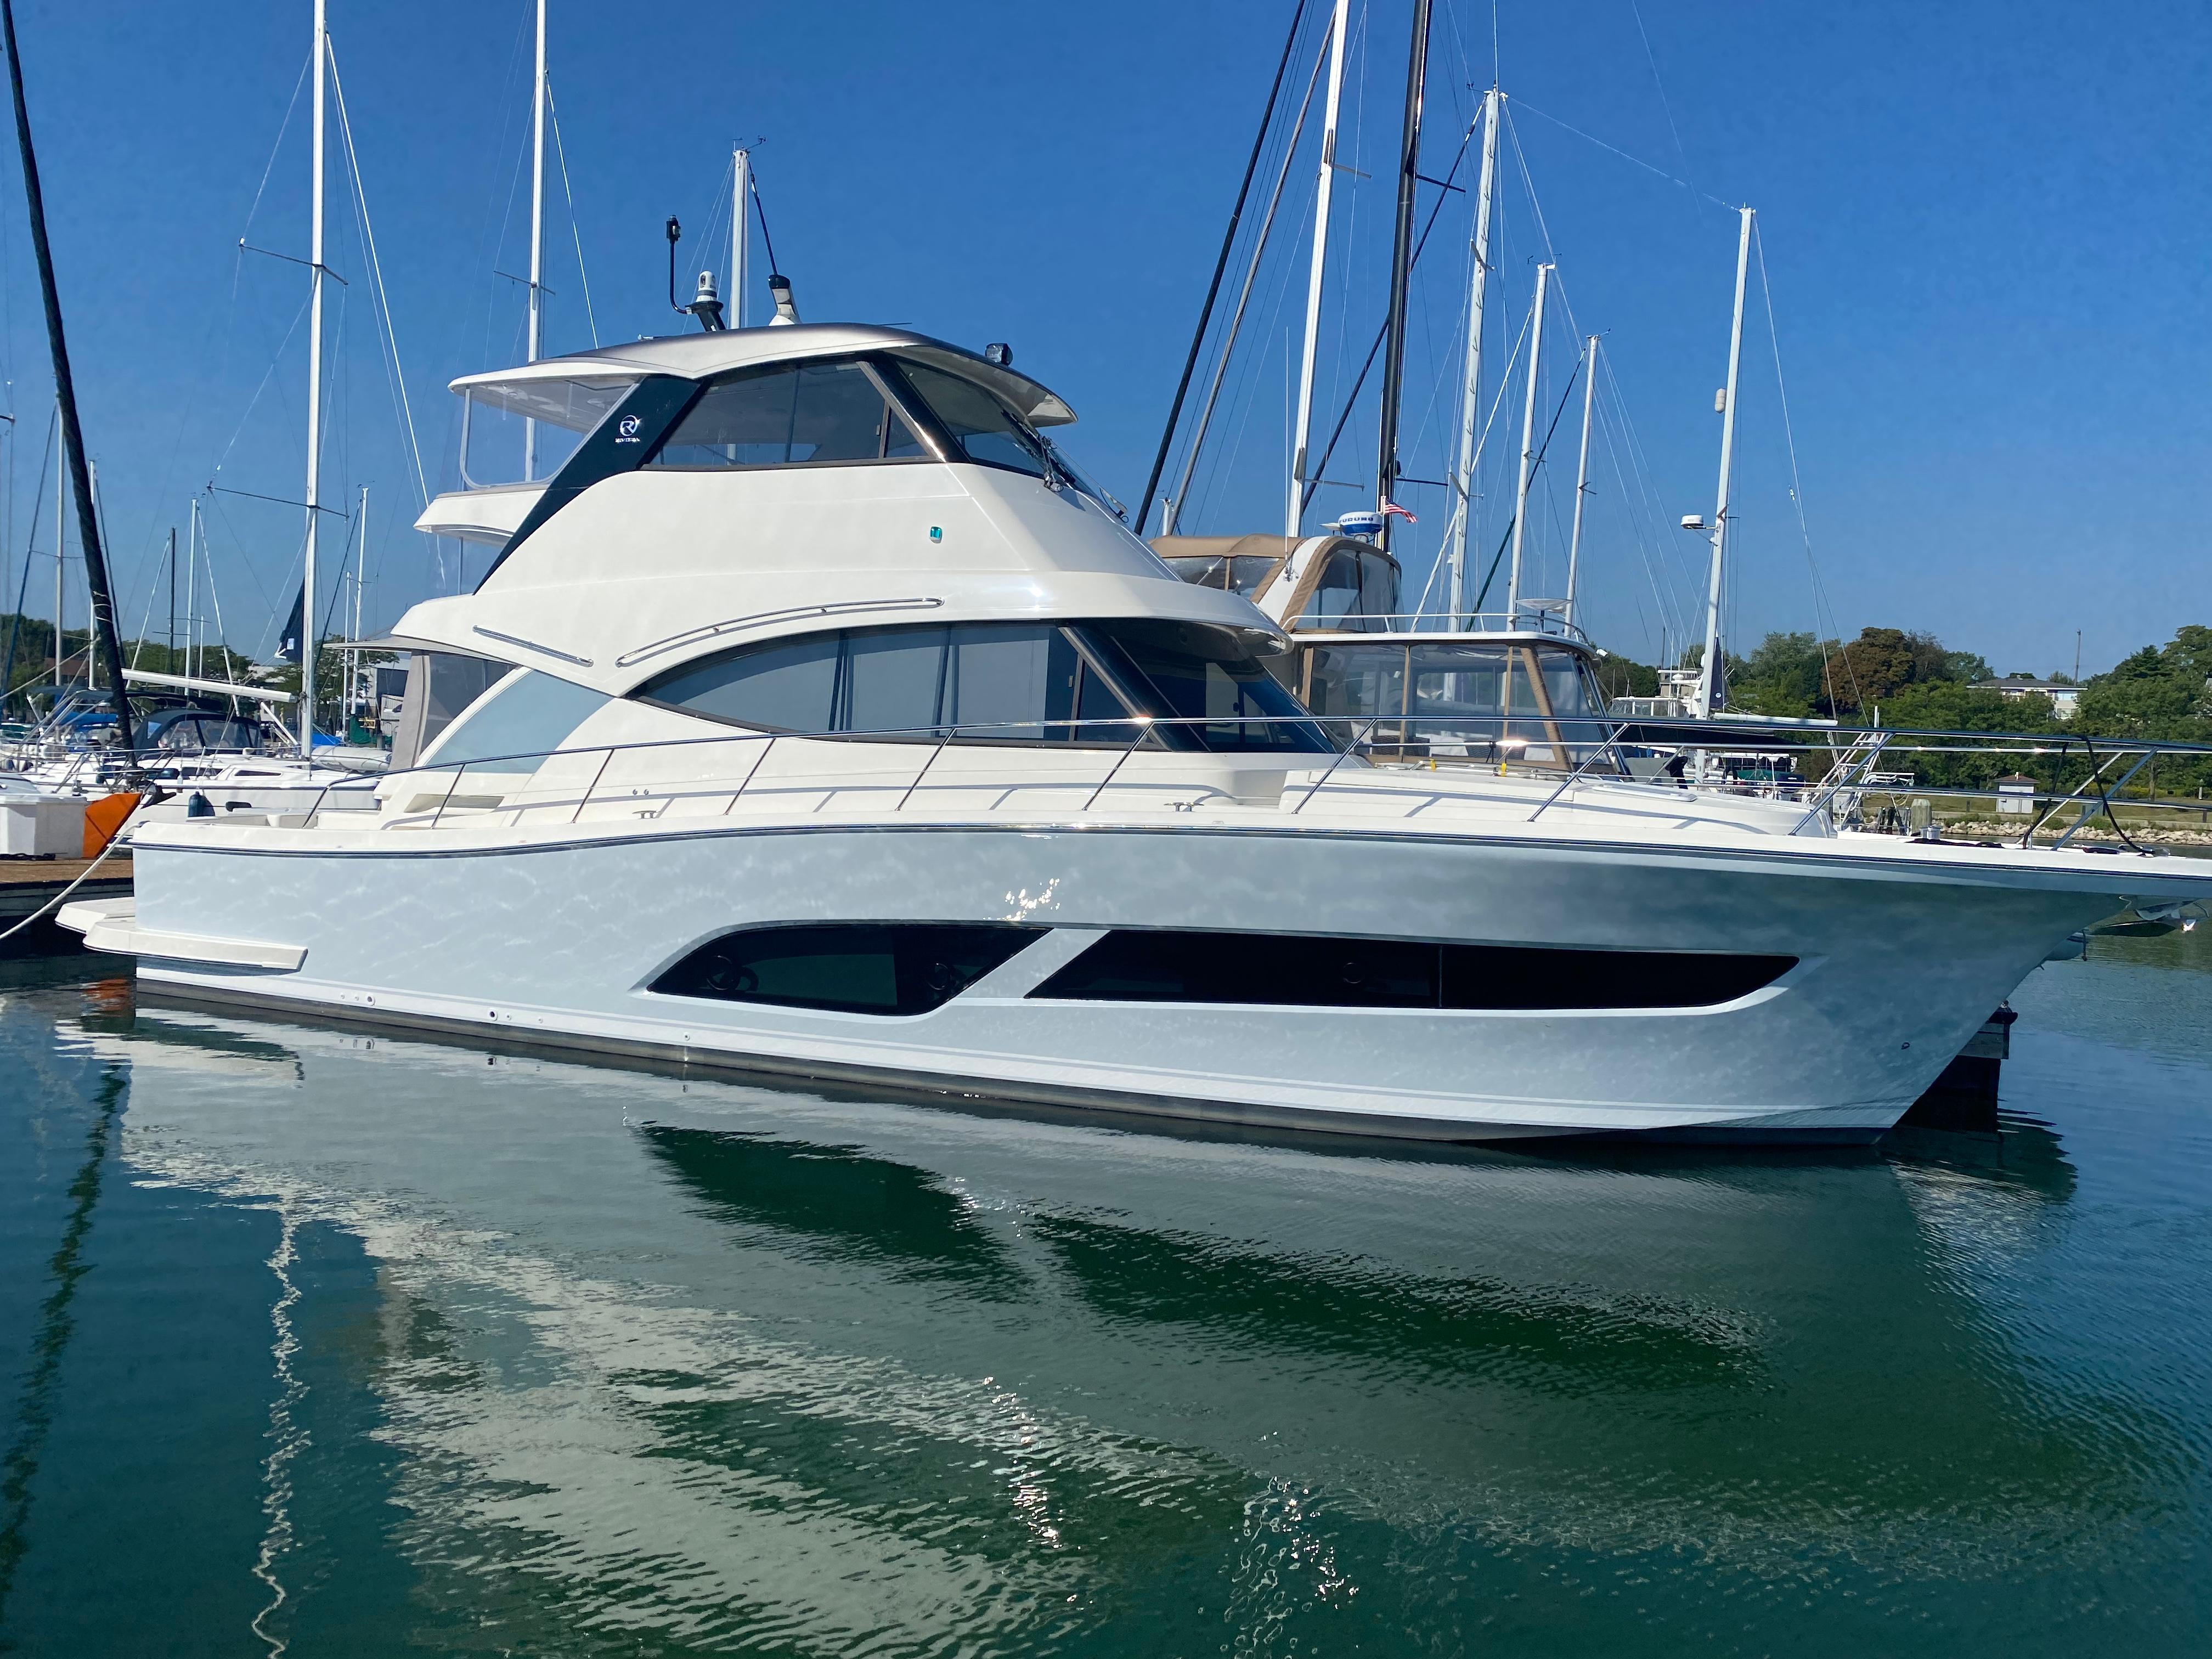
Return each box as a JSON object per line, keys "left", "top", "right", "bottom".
{"left": 448, "top": 323, "right": 1076, "bottom": 427}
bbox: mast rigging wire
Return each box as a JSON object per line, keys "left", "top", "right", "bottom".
{"left": 1628, "top": 0, "right": 1704, "bottom": 206}
{"left": 749, "top": 170, "right": 782, "bottom": 280}
{"left": 1470, "top": 352, "right": 1583, "bottom": 612}
{"left": 1131, "top": 0, "right": 1310, "bottom": 538}
{"left": 1414, "top": 305, "right": 1531, "bottom": 614}
{"left": 1753, "top": 220, "right": 1857, "bottom": 714}
{"left": 1296, "top": 112, "right": 1481, "bottom": 518}
{"left": 328, "top": 42, "right": 431, "bottom": 511}
{"left": 1507, "top": 97, "right": 1730, "bottom": 210}
{"left": 0, "top": 404, "right": 53, "bottom": 706}
{"left": 1164, "top": 28, "right": 1331, "bottom": 531}
{"left": 545, "top": 84, "right": 599, "bottom": 346}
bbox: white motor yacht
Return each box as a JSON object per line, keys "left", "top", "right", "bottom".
{"left": 60, "top": 324, "right": 2212, "bottom": 1143}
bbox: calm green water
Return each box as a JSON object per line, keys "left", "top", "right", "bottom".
{"left": 2, "top": 931, "right": 2209, "bottom": 1657}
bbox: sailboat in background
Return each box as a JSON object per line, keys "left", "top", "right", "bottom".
{"left": 4, "top": 0, "right": 402, "bottom": 819}
{"left": 1146, "top": 4, "right": 1616, "bottom": 771}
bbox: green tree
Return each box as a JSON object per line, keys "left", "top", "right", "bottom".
{"left": 2064, "top": 626, "right": 2212, "bottom": 802}
{"left": 1874, "top": 682, "right": 2057, "bottom": 792}
{"left": 1940, "top": 648, "right": 1991, "bottom": 684}
{"left": 1831, "top": 628, "right": 1921, "bottom": 713}
{"left": 1729, "top": 631, "right": 1830, "bottom": 718}
{"left": 1594, "top": 653, "right": 1660, "bottom": 701}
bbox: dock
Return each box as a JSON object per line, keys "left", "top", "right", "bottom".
{"left": 0, "top": 854, "right": 133, "bottom": 946}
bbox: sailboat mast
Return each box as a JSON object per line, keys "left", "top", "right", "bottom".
{"left": 2, "top": 0, "right": 132, "bottom": 743}
{"left": 187, "top": 498, "right": 200, "bottom": 682}
{"left": 1373, "top": 0, "right": 1432, "bottom": 555}
{"left": 524, "top": 0, "right": 546, "bottom": 479}
{"left": 1163, "top": 35, "right": 1330, "bottom": 537}
{"left": 1445, "top": 86, "right": 1500, "bottom": 621}
{"left": 50, "top": 393, "right": 60, "bottom": 685}
{"left": 1504, "top": 262, "right": 1551, "bottom": 617}
{"left": 354, "top": 484, "right": 366, "bottom": 644}
{"left": 1696, "top": 206, "right": 1754, "bottom": 718}
{"left": 732, "top": 146, "right": 749, "bottom": 328}
{"left": 302, "top": 0, "right": 325, "bottom": 757}
{"left": 1285, "top": 0, "right": 1347, "bottom": 538}
{"left": 1564, "top": 334, "right": 1598, "bottom": 628}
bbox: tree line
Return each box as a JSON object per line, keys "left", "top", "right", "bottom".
{"left": 1600, "top": 623, "right": 2212, "bottom": 802}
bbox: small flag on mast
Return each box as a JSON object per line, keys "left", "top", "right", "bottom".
{"left": 1381, "top": 501, "right": 1418, "bottom": 524}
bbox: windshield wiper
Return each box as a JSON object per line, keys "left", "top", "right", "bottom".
{"left": 1043, "top": 438, "right": 1127, "bottom": 520}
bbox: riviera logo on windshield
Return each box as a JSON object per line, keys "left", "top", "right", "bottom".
{"left": 616, "top": 415, "right": 642, "bottom": 442}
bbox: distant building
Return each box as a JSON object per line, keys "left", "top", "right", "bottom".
{"left": 1971, "top": 678, "right": 2079, "bottom": 720}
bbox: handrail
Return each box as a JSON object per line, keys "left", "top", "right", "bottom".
{"left": 2051, "top": 740, "right": 2154, "bottom": 852}
{"left": 1285, "top": 611, "right": 1596, "bottom": 644}
{"left": 1080, "top": 720, "right": 1155, "bottom": 813}
{"left": 1294, "top": 720, "right": 1379, "bottom": 815}
{"left": 1788, "top": 730, "right": 1891, "bottom": 837}
{"left": 1527, "top": 718, "right": 1633, "bottom": 822}
{"left": 895, "top": 724, "right": 962, "bottom": 812}
{"left": 261, "top": 707, "right": 2212, "bottom": 843}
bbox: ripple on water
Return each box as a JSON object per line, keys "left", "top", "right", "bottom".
{"left": 1, "top": 959, "right": 2209, "bottom": 1655}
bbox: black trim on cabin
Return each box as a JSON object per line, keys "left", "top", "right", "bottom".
{"left": 1030, "top": 930, "right": 1798, "bottom": 1011}
{"left": 474, "top": 352, "right": 1086, "bottom": 591}
{"left": 478, "top": 374, "right": 703, "bottom": 586}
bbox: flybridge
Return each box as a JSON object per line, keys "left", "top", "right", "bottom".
{"left": 420, "top": 326, "right": 1102, "bottom": 565}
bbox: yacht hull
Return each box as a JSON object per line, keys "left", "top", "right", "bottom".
{"left": 103, "top": 820, "right": 2148, "bottom": 1144}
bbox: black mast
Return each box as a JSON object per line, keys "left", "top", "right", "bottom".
{"left": 1131, "top": 0, "right": 1307, "bottom": 539}
{"left": 2, "top": 0, "right": 132, "bottom": 750}
{"left": 1374, "top": 0, "right": 1432, "bottom": 556}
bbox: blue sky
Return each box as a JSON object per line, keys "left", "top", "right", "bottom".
{"left": 0, "top": 0, "right": 2205, "bottom": 677}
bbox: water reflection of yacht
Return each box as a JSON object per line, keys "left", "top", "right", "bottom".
{"left": 52, "top": 996, "right": 2168, "bottom": 1654}
{"left": 65, "top": 324, "right": 2212, "bottom": 1143}
{"left": 1154, "top": 529, "right": 1611, "bottom": 766}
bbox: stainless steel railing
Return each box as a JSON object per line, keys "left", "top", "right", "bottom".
{"left": 279, "top": 710, "right": 2212, "bottom": 847}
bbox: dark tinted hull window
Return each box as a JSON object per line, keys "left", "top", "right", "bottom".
{"left": 1032, "top": 930, "right": 1795, "bottom": 1011}
{"left": 651, "top": 923, "right": 1045, "bottom": 1015}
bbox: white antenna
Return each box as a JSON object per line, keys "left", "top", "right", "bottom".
{"left": 1505, "top": 262, "right": 1551, "bottom": 619}
{"left": 1564, "top": 334, "right": 1598, "bottom": 628}
{"left": 524, "top": 0, "right": 546, "bottom": 479}
{"left": 1285, "top": 0, "right": 1348, "bottom": 537}
{"left": 1445, "top": 86, "right": 1501, "bottom": 621}
{"left": 731, "top": 146, "right": 749, "bottom": 328}
{"left": 302, "top": 0, "right": 326, "bottom": 758}
{"left": 1696, "top": 207, "right": 1754, "bottom": 718}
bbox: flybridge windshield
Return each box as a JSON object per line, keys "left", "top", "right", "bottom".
{"left": 459, "top": 376, "right": 636, "bottom": 488}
